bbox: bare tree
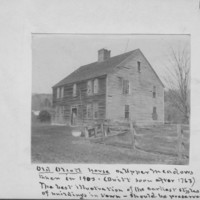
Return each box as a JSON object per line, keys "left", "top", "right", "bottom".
{"left": 164, "top": 45, "right": 190, "bottom": 124}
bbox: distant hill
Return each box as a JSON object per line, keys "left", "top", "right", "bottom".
{"left": 32, "top": 93, "right": 52, "bottom": 111}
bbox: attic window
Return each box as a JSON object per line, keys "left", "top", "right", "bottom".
{"left": 137, "top": 61, "right": 141, "bottom": 72}
{"left": 73, "top": 84, "right": 77, "bottom": 97}
{"left": 153, "top": 86, "right": 156, "bottom": 98}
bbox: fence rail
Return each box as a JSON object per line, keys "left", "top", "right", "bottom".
{"left": 85, "top": 121, "right": 190, "bottom": 161}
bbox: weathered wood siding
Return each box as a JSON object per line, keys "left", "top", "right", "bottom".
{"left": 52, "top": 75, "right": 106, "bottom": 125}
{"left": 106, "top": 50, "right": 164, "bottom": 126}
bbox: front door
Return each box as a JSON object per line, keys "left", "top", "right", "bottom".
{"left": 71, "top": 107, "right": 78, "bottom": 126}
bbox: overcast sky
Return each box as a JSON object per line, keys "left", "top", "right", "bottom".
{"left": 32, "top": 34, "right": 190, "bottom": 94}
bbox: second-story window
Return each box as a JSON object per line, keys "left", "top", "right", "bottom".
{"left": 87, "top": 80, "right": 92, "bottom": 95}
{"left": 153, "top": 86, "right": 156, "bottom": 98}
{"left": 57, "top": 88, "right": 60, "bottom": 99}
{"left": 93, "top": 79, "right": 99, "bottom": 94}
{"left": 73, "top": 84, "right": 77, "bottom": 97}
{"left": 61, "top": 87, "right": 64, "bottom": 98}
{"left": 122, "top": 80, "right": 130, "bottom": 94}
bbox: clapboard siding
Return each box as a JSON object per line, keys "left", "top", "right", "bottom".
{"left": 52, "top": 75, "right": 106, "bottom": 125}
{"left": 106, "top": 50, "right": 164, "bottom": 125}
{"left": 52, "top": 49, "right": 164, "bottom": 126}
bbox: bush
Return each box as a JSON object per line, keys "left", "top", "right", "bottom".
{"left": 38, "top": 110, "right": 51, "bottom": 122}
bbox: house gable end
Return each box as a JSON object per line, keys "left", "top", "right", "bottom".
{"left": 137, "top": 49, "right": 164, "bottom": 88}
{"left": 109, "top": 49, "right": 164, "bottom": 88}
{"left": 106, "top": 49, "right": 164, "bottom": 124}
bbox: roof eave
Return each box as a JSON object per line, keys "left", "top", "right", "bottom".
{"left": 52, "top": 73, "right": 108, "bottom": 88}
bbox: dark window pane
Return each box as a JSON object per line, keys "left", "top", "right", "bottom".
{"left": 153, "top": 86, "right": 156, "bottom": 98}
{"left": 137, "top": 61, "right": 141, "bottom": 72}
{"left": 125, "top": 105, "right": 129, "bottom": 119}
{"left": 152, "top": 106, "right": 158, "bottom": 120}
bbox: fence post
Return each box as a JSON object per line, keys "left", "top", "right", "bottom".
{"left": 100, "top": 123, "right": 104, "bottom": 136}
{"left": 177, "top": 124, "right": 182, "bottom": 161}
{"left": 100, "top": 123, "right": 105, "bottom": 143}
{"left": 104, "top": 125, "right": 108, "bottom": 137}
{"left": 130, "top": 121, "right": 135, "bottom": 150}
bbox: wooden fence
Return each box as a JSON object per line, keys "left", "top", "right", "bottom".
{"left": 176, "top": 124, "right": 190, "bottom": 160}
{"left": 86, "top": 121, "right": 190, "bottom": 161}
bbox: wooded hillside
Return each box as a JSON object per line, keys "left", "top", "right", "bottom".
{"left": 32, "top": 93, "right": 52, "bottom": 111}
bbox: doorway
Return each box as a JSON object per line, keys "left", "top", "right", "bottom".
{"left": 71, "top": 107, "right": 78, "bottom": 126}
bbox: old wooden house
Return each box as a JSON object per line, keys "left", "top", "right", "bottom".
{"left": 52, "top": 48, "right": 164, "bottom": 126}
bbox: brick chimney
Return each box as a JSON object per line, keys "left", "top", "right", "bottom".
{"left": 98, "top": 48, "right": 111, "bottom": 62}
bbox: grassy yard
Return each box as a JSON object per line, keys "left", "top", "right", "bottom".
{"left": 31, "top": 123, "right": 186, "bottom": 164}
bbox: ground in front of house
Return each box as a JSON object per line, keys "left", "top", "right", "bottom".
{"left": 31, "top": 123, "right": 188, "bottom": 164}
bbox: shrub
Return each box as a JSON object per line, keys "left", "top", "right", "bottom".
{"left": 38, "top": 110, "right": 51, "bottom": 122}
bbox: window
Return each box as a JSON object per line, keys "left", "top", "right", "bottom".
{"left": 56, "top": 106, "right": 64, "bottom": 117}
{"left": 57, "top": 88, "right": 60, "bottom": 99}
{"left": 125, "top": 105, "right": 130, "bottom": 119}
{"left": 93, "top": 103, "right": 99, "bottom": 119}
{"left": 62, "top": 106, "right": 65, "bottom": 115}
{"left": 153, "top": 86, "right": 156, "bottom": 98}
{"left": 73, "top": 84, "right": 77, "bottom": 97}
{"left": 87, "top": 104, "right": 93, "bottom": 119}
{"left": 61, "top": 87, "right": 64, "bottom": 98}
{"left": 123, "top": 80, "right": 130, "bottom": 94}
{"left": 137, "top": 61, "right": 141, "bottom": 72}
{"left": 152, "top": 106, "right": 158, "bottom": 120}
{"left": 56, "top": 106, "right": 59, "bottom": 117}
{"left": 93, "top": 79, "right": 99, "bottom": 94}
{"left": 87, "top": 80, "right": 92, "bottom": 95}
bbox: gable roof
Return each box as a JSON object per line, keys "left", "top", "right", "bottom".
{"left": 53, "top": 49, "right": 139, "bottom": 87}
{"left": 53, "top": 48, "right": 164, "bottom": 88}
